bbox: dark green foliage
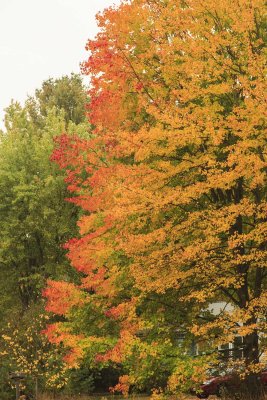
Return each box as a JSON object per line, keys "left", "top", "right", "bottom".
{"left": 66, "top": 366, "right": 95, "bottom": 395}
{"left": 34, "top": 73, "right": 88, "bottom": 125}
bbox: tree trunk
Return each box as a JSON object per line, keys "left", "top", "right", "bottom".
{"left": 241, "top": 329, "right": 264, "bottom": 399}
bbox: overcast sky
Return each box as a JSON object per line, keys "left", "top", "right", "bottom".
{"left": 0, "top": 0, "right": 121, "bottom": 128}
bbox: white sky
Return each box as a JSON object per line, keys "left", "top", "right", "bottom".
{"left": 0, "top": 0, "right": 121, "bottom": 128}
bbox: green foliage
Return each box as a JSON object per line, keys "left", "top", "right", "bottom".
{"left": 0, "top": 74, "right": 89, "bottom": 397}
{"left": 33, "top": 73, "right": 88, "bottom": 125}
{"left": 66, "top": 365, "right": 95, "bottom": 395}
{"left": 0, "top": 360, "right": 13, "bottom": 400}
{"left": 0, "top": 102, "right": 78, "bottom": 310}
{"left": 0, "top": 309, "right": 69, "bottom": 394}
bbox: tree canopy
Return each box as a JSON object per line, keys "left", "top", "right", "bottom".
{"left": 0, "top": 74, "right": 89, "bottom": 398}
{"left": 42, "top": 0, "right": 267, "bottom": 397}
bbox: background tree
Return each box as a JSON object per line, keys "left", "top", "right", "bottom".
{"left": 31, "top": 73, "right": 88, "bottom": 126}
{"left": 0, "top": 74, "right": 91, "bottom": 398}
{"left": 0, "top": 74, "right": 87, "bottom": 310}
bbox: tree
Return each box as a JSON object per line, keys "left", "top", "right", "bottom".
{"left": 0, "top": 103, "right": 77, "bottom": 310}
{"left": 0, "top": 312, "right": 69, "bottom": 395}
{"left": 0, "top": 74, "right": 87, "bottom": 311}
{"left": 45, "top": 1, "right": 267, "bottom": 398}
{"left": 34, "top": 73, "right": 88, "bottom": 125}
{"left": 0, "top": 74, "right": 88, "bottom": 398}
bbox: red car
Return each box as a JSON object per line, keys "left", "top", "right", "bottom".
{"left": 192, "top": 369, "right": 267, "bottom": 398}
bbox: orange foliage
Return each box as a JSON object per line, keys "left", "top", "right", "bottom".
{"left": 45, "top": 0, "right": 267, "bottom": 389}
{"left": 43, "top": 280, "right": 85, "bottom": 316}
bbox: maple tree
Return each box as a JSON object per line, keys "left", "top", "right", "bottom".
{"left": 45, "top": 0, "right": 267, "bottom": 397}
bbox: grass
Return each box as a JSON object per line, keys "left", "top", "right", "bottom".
{"left": 37, "top": 393, "right": 267, "bottom": 400}
{"left": 38, "top": 395, "right": 150, "bottom": 400}
{"left": 37, "top": 395, "right": 213, "bottom": 400}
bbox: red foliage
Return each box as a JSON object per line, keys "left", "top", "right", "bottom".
{"left": 43, "top": 280, "right": 85, "bottom": 316}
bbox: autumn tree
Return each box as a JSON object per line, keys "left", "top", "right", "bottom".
{"left": 45, "top": 0, "right": 267, "bottom": 398}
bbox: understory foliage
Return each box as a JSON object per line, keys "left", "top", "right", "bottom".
{"left": 0, "top": 312, "right": 69, "bottom": 392}
{"left": 44, "top": 0, "right": 267, "bottom": 396}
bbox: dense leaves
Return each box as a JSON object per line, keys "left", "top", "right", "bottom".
{"left": 0, "top": 74, "right": 90, "bottom": 397}
{"left": 45, "top": 0, "right": 266, "bottom": 396}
